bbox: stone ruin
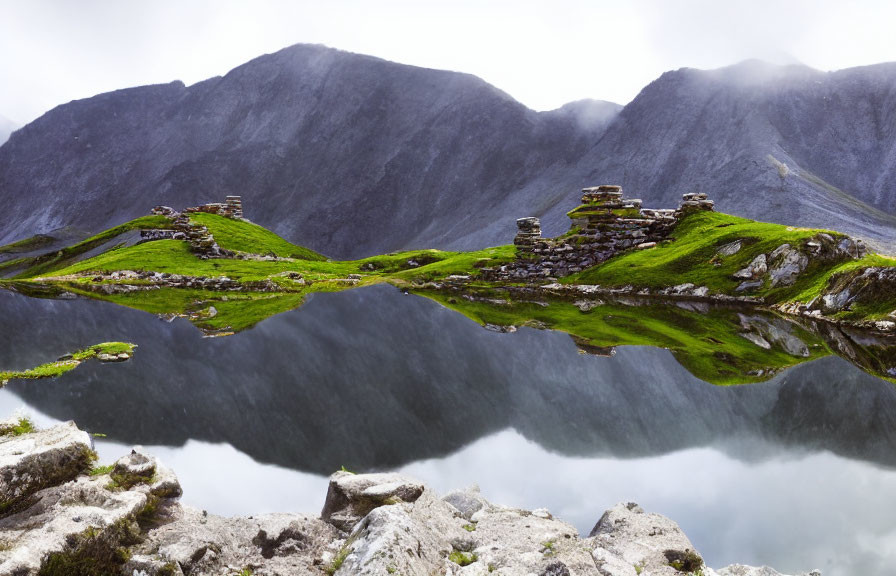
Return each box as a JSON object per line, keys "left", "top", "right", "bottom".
{"left": 678, "top": 192, "right": 714, "bottom": 214}
{"left": 145, "top": 198, "right": 245, "bottom": 259}
{"left": 485, "top": 185, "right": 715, "bottom": 282}
{"left": 183, "top": 195, "right": 244, "bottom": 219}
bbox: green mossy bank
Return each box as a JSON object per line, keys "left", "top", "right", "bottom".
{"left": 0, "top": 342, "right": 137, "bottom": 385}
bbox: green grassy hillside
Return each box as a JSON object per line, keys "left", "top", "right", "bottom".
{"left": 416, "top": 290, "right": 830, "bottom": 386}
{"left": 2, "top": 207, "right": 893, "bottom": 385}
{"left": 0, "top": 216, "right": 171, "bottom": 279}
{"left": 566, "top": 211, "right": 895, "bottom": 309}
{"left": 188, "top": 213, "right": 326, "bottom": 261}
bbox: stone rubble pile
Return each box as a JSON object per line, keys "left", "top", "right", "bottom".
{"left": 139, "top": 228, "right": 186, "bottom": 242}
{"left": 677, "top": 192, "right": 715, "bottom": 215}
{"left": 78, "top": 270, "right": 281, "bottom": 294}
{"left": 484, "top": 186, "right": 704, "bottom": 282}
{"left": 0, "top": 419, "right": 820, "bottom": 576}
{"left": 148, "top": 197, "right": 245, "bottom": 259}
{"left": 513, "top": 217, "right": 542, "bottom": 251}
{"left": 183, "top": 195, "right": 244, "bottom": 219}
{"left": 147, "top": 205, "right": 234, "bottom": 258}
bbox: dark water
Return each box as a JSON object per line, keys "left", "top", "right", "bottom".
{"left": 1, "top": 285, "right": 895, "bottom": 575}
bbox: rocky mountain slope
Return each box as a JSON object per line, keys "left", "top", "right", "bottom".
{"left": 0, "top": 44, "right": 617, "bottom": 258}
{"left": 0, "top": 419, "right": 818, "bottom": 576}
{"left": 541, "top": 60, "right": 896, "bottom": 253}
{"left": 0, "top": 46, "right": 893, "bottom": 258}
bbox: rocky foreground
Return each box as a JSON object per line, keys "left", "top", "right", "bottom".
{"left": 0, "top": 420, "right": 821, "bottom": 576}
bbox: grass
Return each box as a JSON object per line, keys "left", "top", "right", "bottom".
{"left": 567, "top": 205, "right": 641, "bottom": 220}
{"left": 40, "top": 244, "right": 514, "bottom": 335}
{"left": 189, "top": 212, "right": 326, "bottom": 260}
{"left": 326, "top": 545, "right": 351, "bottom": 575}
{"left": 6, "top": 208, "right": 893, "bottom": 349}
{"left": 88, "top": 464, "right": 114, "bottom": 477}
{"left": 562, "top": 210, "right": 896, "bottom": 316}
{"left": 0, "top": 342, "right": 136, "bottom": 384}
{"left": 0, "top": 233, "right": 56, "bottom": 255}
{"left": 448, "top": 550, "right": 478, "bottom": 566}
{"left": 38, "top": 515, "right": 143, "bottom": 576}
{"left": 5, "top": 216, "right": 170, "bottom": 279}
{"left": 41, "top": 238, "right": 512, "bottom": 284}
{"left": 566, "top": 212, "right": 833, "bottom": 295}
{"left": 0, "top": 416, "right": 36, "bottom": 436}
{"left": 418, "top": 290, "right": 830, "bottom": 386}
{"left": 106, "top": 467, "right": 154, "bottom": 491}
{"left": 6, "top": 213, "right": 515, "bottom": 335}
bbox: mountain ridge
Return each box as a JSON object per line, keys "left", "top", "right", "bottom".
{"left": 0, "top": 44, "right": 893, "bottom": 257}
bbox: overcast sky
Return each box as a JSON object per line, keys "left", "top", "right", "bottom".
{"left": 2, "top": 0, "right": 896, "bottom": 125}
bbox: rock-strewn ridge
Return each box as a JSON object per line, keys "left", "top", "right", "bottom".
{"left": 0, "top": 421, "right": 821, "bottom": 576}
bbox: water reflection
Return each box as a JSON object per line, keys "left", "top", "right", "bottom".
{"left": 1, "top": 285, "right": 896, "bottom": 575}
{"left": 1, "top": 285, "right": 894, "bottom": 472}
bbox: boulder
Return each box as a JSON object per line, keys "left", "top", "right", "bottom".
{"left": 589, "top": 502, "right": 702, "bottom": 576}
{"left": 469, "top": 505, "right": 596, "bottom": 576}
{"left": 0, "top": 420, "right": 94, "bottom": 513}
{"left": 332, "top": 492, "right": 461, "bottom": 576}
{"left": 111, "top": 447, "right": 182, "bottom": 498}
{"left": 716, "top": 240, "right": 743, "bottom": 257}
{"left": 321, "top": 471, "right": 425, "bottom": 531}
{"left": 733, "top": 254, "right": 768, "bottom": 280}
{"left": 768, "top": 245, "right": 808, "bottom": 287}
{"left": 738, "top": 314, "right": 810, "bottom": 357}
{"left": 442, "top": 485, "right": 490, "bottom": 520}
{"left": 0, "top": 471, "right": 147, "bottom": 575}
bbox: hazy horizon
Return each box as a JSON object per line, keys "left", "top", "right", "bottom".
{"left": 4, "top": 0, "right": 896, "bottom": 125}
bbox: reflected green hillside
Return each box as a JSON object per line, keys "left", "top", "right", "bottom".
{"left": 414, "top": 289, "right": 830, "bottom": 385}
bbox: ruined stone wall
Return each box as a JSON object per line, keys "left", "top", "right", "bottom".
{"left": 148, "top": 204, "right": 233, "bottom": 258}
{"left": 182, "top": 195, "right": 244, "bottom": 219}
{"left": 482, "top": 185, "right": 714, "bottom": 282}
{"left": 139, "top": 229, "right": 184, "bottom": 242}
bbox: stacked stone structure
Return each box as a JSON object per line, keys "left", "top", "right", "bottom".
{"left": 513, "top": 217, "right": 542, "bottom": 252}
{"left": 482, "top": 186, "right": 714, "bottom": 282}
{"left": 146, "top": 202, "right": 234, "bottom": 258}
{"left": 677, "top": 192, "right": 714, "bottom": 215}
{"left": 183, "top": 195, "right": 244, "bottom": 219}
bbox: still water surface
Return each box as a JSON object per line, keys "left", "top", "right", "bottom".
{"left": 1, "top": 285, "right": 895, "bottom": 575}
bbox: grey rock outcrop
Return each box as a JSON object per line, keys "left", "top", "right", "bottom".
{"left": 0, "top": 420, "right": 93, "bottom": 513}
{"left": 589, "top": 502, "right": 702, "bottom": 576}
{"left": 768, "top": 244, "right": 809, "bottom": 287}
{"left": 809, "top": 266, "right": 896, "bottom": 318}
{"left": 734, "top": 254, "right": 768, "bottom": 280}
{"left": 442, "top": 485, "right": 490, "bottom": 520}
{"left": 738, "top": 314, "right": 810, "bottom": 358}
{"left": 320, "top": 470, "right": 425, "bottom": 531}
{"left": 0, "top": 420, "right": 822, "bottom": 576}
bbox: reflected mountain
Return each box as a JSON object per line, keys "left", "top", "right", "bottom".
{"left": 1, "top": 285, "right": 895, "bottom": 475}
